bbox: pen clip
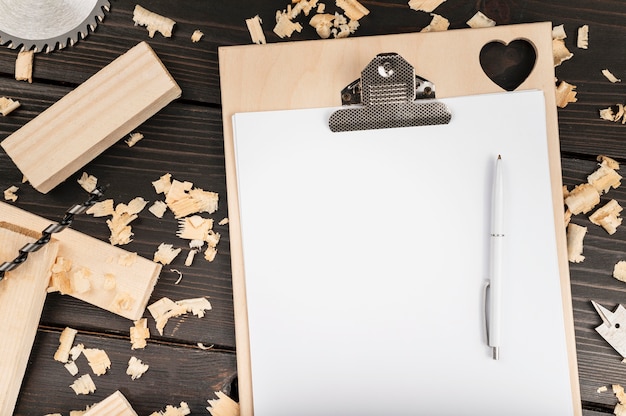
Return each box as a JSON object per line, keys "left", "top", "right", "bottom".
{"left": 483, "top": 280, "right": 491, "bottom": 344}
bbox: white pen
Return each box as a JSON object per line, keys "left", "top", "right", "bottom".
{"left": 488, "top": 154, "right": 504, "bottom": 360}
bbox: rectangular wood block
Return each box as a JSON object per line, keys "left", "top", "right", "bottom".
{"left": 1, "top": 41, "right": 182, "bottom": 193}
{"left": 0, "top": 201, "right": 161, "bottom": 321}
{"left": 83, "top": 390, "right": 138, "bottom": 416}
{"left": 0, "top": 223, "right": 59, "bottom": 415}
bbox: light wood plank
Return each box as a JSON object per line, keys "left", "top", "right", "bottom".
{"left": 83, "top": 390, "right": 138, "bottom": 416}
{"left": 1, "top": 41, "right": 181, "bottom": 194}
{"left": 0, "top": 201, "right": 161, "bottom": 320}
{"left": 0, "top": 223, "right": 59, "bottom": 415}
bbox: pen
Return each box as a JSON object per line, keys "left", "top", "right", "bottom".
{"left": 488, "top": 154, "right": 504, "bottom": 360}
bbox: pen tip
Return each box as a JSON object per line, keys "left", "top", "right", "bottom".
{"left": 497, "top": 154, "right": 501, "bottom": 160}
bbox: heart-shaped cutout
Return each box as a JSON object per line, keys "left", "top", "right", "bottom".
{"left": 479, "top": 39, "right": 537, "bottom": 91}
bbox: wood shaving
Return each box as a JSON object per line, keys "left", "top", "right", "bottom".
{"left": 246, "top": 15, "right": 266, "bottom": 44}
{"left": 317, "top": 3, "right": 326, "bottom": 13}
{"left": 154, "top": 243, "right": 182, "bottom": 265}
{"left": 615, "top": 385, "right": 626, "bottom": 416}
{"left": 466, "top": 11, "right": 496, "bottom": 28}
{"left": 86, "top": 199, "right": 115, "bottom": 217}
{"left": 566, "top": 223, "right": 587, "bottom": 263}
{"left": 597, "top": 385, "right": 608, "bottom": 393}
{"left": 602, "top": 69, "right": 621, "bottom": 83}
{"left": 218, "top": 217, "right": 229, "bottom": 226}
{"left": 552, "top": 24, "right": 567, "bottom": 40}
{"left": 127, "top": 356, "right": 149, "bottom": 380}
{"left": 70, "top": 343, "right": 84, "bottom": 361}
{"left": 15, "top": 50, "right": 34, "bottom": 83}
{"left": 197, "top": 343, "right": 213, "bottom": 350}
{"left": 408, "top": 0, "right": 446, "bottom": 12}
{"left": 133, "top": 4, "right": 176, "bottom": 38}
{"left": 54, "top": 327, "right": 78, "bottom": 363}
{"left": 589, "top": 199, "right": 623, "bottom": 234}
{"left": 130, "top": 318, "right": 150, "bottom": 349}
{"left": 599, "top": 104, "right": 626, "bottom": 123}
{"left": 613, "top": 261, "right": 626, "bottom": 283}
{"left": 3, "top": 185, "right": 18, "bottom": 202}
{"left": 204, "top": 245, "right": 218, "bottom": 262}
{"left": 588, "top": 162, "right": 622, "bottom": 194}
{"left": 83, "top": 348, "right": 111, "bottom": 376}
{"left": 598, "top": 155, "right": 620, "bottom": 170}
{"left": 274, "top": 9, "right": 303, "bottom": 38}
{"left": 552, "top": 38, "right": 573, "bottom": 67}
{"left": 170, "top": 268, "right": 184, "bottom": 284}
{"left": 310, "top": 13, "right": 334, "bottom": 38}
{"left": 110, "top": 291, "right": 135, "bottom": 314}
{"left": 177, "top": 215, "right": 214, "bottom": 240}
{"left": 71, "top": 267, "right": 93, "bottom": 294}
{"left": 577, "top": 25, "right": 589, "bottom": 49}
{"left": 125, "top": 132, "right": 144, "bottom": 147}
{"left": 290, "top": 0, "right": 319, "bottom": 17}
{"left": 184, "top": 249, "right": 197, "bottom": 267}
{"left": 206, "top": 391, "right": 240, "bottom": 416}
{"left": 118, "top": 252, "right": 138, "bottom": 266}
{"left": 153, "top": 173, "right": 173, "bottom": 194}
{"left": 555, "top": 81, "right": 577, "bottom": 108}
{"left": 49, "top": 256, "right": 73, "bottom": 294}
{"left": 103, "top": 273, "right": 116, "bottom": 290}
{"left": 70, "top": 374, "right": 96, "bottom": 395}
{"left": 77, "top": 172, "right": 98, "bottom": 192}
{"left": 149, "top": 402, "right": 190, "bottom": 416}
{"left": 564, "top": 183, "right": 600, "bottom": 215}
{"left": 101, "top": 197, "right": 148, "bottom": 246}
{"left": 191, "top": 30, "right": 204, "bottom": 42}
{"left": 421, "top": 14, "right": 449, "bottom": 32}
{"left": 149, "top": 200, "right": 168, "bottom": 218}
{"left": 148, "top": 296, "right": 212, "bottom": 335}
{"left": 0, "top": 96, "right": 20, "bottom": 116}
{"left": 336, "top": 0, "right": 369, "bottom": 20}
{"left": 65, "top": 360, "right": 79, "bottom": 376}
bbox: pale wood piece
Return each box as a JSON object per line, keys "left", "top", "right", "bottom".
{"left": 83, "top": 390, "right": 138, "bottom": 416}
{"left": 1, "top": 41, "right": 181, "bottom": 194}
{"left": 218, "top": 23, "right": 581, "bottom": 415}
{"left": 0, "top": 223, "right": 59, "bottom": 415}
{"left": 206, "top": 391, "right": 240, "bottom": 416}
{"left": 15, "top": 50, "right": 33, "bottom": 83}
{"left": 0, "top": 201, "right": 161, "bottom": 320}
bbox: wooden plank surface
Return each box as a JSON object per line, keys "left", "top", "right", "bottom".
{"left": 0, "top": 0, "right": 625, "bottom": 414}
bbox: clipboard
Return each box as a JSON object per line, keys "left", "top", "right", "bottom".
{"left": 219, "top": 22, "right": 581, "bottom": 415}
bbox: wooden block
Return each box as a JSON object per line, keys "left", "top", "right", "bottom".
{"left": 0, "top": 201, "right": 161, "bottom": 320}
{"left": 0, "top": 222, "right": 59, "bottom": 415}
{"left": 83, "top": 390, "right": 138, "bottom": 416}
{"left": 1, "top": 41, "right": 182, "bottom": 194}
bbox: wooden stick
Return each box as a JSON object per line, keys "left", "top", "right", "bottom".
{"left": 0, "top": 201, "right": 161, "bottom": 320}
{"left": 1, "top": 41, "right": 181, "bottom": 194}
{"left": 83, "top": 390, "right": 138, "bottom": 416}
{"left": 0, "top": 222, "right": 59, "bottom": 415}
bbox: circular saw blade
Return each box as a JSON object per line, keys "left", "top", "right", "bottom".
{"left": 0, "top": 0, "right": 110, "bottom": 53}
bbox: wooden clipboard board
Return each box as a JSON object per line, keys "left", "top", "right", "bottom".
{"left": 218, "top": 22, "right": 581, "bottom": 415}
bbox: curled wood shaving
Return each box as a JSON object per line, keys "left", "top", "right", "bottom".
{"left": 127, "top": 356, "right": 150, "bottom": 380}
{"left": 49, "top": 256, "right": 73, "bottom": 294}
{"left": 3, "top": 185, "right": 18, "bottom": 201}
{"left": 133, "top": 5, "right": 176, "bottom": 38}
{"left": 552, "top": 38, "right": 573, "bottom": 67}
{"left": 65, "top": 360, "right": 79, "bottom": 376}
{"left": 218, "top": 217, "right": 229, "bottom": 226}
{"left": 177, "top": 215, "right": 214, "bottom": 240}
{"left": 602, "top": 69, "right": 621, "bottom": 83}
{"left": 577, "top": 25, "right": 589, "bottom": 49}
{"left": 588, "top": 162, "right": 622, "bottom": 194}
{"left": 77, "top": 172, "right": 98, "bottom": 192}
{"left": 71, "top": 267, "right": 93, "bottom": 294}
{"left": 0, "top": 96, "right": 20, "bottom": 116}
{"left": 70, "top": 344, "right": 84, "bottom": 361}
{"left": 552, "top": 24, "right": 567, "bottom": 40}
{"left": 597, "top": 385, "right": 608, "bottom": 393}
{"left": 154, "top": 243, "right": 182, "bottom": 265}
{"left": 336, "top": 0, "right": 369, "bottom": 20}
{"left": 310, "top": 13, "right": 335, "bottom": 38}
{"left": 206, "top": 391, "right": 240, "bottom": 416}
{"left": 246, "top": 15, "right": 267, "bottom": 44}
{"left": 70, "top": 374, "right": 96, "bottom": 395}
{"left": 86, "top": 199, "right": 115, "bottom": 217}
{"left": 566, "top": 223, "right": 587, "bottom": 263}
{"left": 191, "top": 30, "right": 205, "bottom": 43}
{"left": 54, "top": 327, "right": 78, "bottom": 363}
{"left": 149, "top": 200, "right": 168, "bottom": 218}
{"left": 103, "top": 273, "right": 116, "bottom": 290}
{"left": 589, "top": 199, "right": 623, "bottom": 234}
{"left": 184, "top": 249, "right": 197, "bottom": 266}
{"left": 130, "top": 318, "right": 150, "bottom": 349}
{"left": 110, "top": 291, "right": 135, "bottom": 314}
{"left": 153, "top": 173, "right": 173, "bottom": 194}
{"left": 149, "top": 402, "right": 191, "bottom": 416}
{"left": 204, "top": 245, "right": 218, "bottom": 262}
{"left": 614, "top": 385, "right": 626, "bottom": 416}
{"left": 126, "top": 132, "right": 144, "bottom": 147}
{"left": 15, "top": 50, "right": 33, "bottom": 83}
{"left": 274, "top": 9, "right": 303, "bottom": 38}
{"left": 613, "top": 261, "right": 626, "bottom": 283}
{"left": 118, "top": 252, "right": 138, "bottom": 266}
{"left": 564, "top": 183, "right": 600, "bottom": 215}
{"left": 83, "top": 348, "right": 111, "bottom": 376}
{"left": 421, "top": 14, "right": 449, "bottom": 32}
{"left": 598, "top": 155, "right": 620, "bottom": 170}
{"left": 148, "top": 296, "right": 212, "bottom": 335}
{"left": 466, "top": 11, "right": 496, "bottom": 28}
{"left": 408, "top": 0, "right": 446, "bottom": 13}
{"left": 555, "top": 81, "right": 577, "bottom": 108}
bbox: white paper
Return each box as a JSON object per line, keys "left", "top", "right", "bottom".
{"left": 233, "top": 90, "right": 574, "bottom": 415}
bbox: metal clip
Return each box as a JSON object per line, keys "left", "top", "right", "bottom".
{"left": 329, "top": 53, "right": 451, "bottom": 132}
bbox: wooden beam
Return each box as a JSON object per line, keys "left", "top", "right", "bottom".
{"left": 0, "top": 222, "right": 59, "bottom": 415}
{"left": 0, "top": 201, "right": 161, "bottom": 320}
{"left": 1, "top": 41, "right": 182, "bottom": 194}
{"left": 83, "top": 390, "right": 138, "bottom": 416}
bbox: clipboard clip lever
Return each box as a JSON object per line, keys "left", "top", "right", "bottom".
{"left": 329, "top": 52, "right": 452, "bottom": 132}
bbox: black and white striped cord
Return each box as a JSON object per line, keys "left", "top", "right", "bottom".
{"left": 0, "top": 186, "right": 105, "bottom": 281}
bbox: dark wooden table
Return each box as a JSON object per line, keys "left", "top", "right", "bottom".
{"left": 0, "top": 0, "right": 624, "bottom": 414}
